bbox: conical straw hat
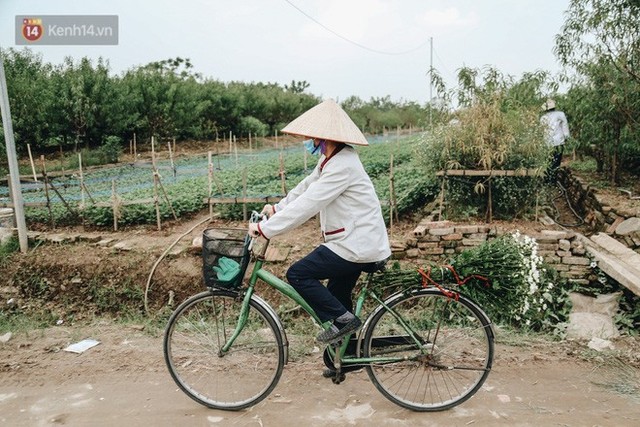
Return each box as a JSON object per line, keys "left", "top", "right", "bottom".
{"left": 281, "top": 99, "right": 369, "bottom": 146}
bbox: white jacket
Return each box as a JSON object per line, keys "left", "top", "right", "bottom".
{"left": 258, "top": 145, "right": 391, "bottom": 263}
{"left": 540, "top": 110, "right": 570, "bottom": 147}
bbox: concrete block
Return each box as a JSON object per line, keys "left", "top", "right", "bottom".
{"left": 406, "top": 248, "right": 420, "bottom": 258}
{"left": 441, "top": 233, "right": 463, "bottom": 241}
{"left": 418, "top": 235, "right": 440, "bottom": 243}
{"left": 461, "top": 239, "right": 485, "bottom": 247}
{"left": 615, "top": 217, "right": 640, "bottom": 236}
{"left": 418, "top": 242, "right": 438, "bottom": 249}
{"left": 429, "top": 227, "right": 455, "bottom": 236}
{"left": 563, "top": 256, "right": 591, "bottom": 266}
{"left": 558, "top": 239, "right": 571, "bottom": 251}
{"left": 454, "top": 225, "right": 478, "bottom": 234}
{"left": 467, "top": 233, "right": 487, "bottom": 241}
{"left": 422, "top": 247, "right": 445, "bottom": 255}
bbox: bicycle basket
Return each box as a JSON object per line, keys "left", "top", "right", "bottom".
{"left": 202, "top": 228, "right": 250, "bottom": 289}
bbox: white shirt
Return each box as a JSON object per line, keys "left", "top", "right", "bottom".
{"left": 258, "top": 145, "right": 391, "bottom": 263}
{"left": 540, "top": 110, "right": 570, "bottom": 147}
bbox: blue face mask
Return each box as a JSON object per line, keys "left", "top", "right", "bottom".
{"left": 303, "top": 139, "right": 320, "bottom": 155}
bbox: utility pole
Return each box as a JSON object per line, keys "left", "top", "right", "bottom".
{"left": 0, "top": 55, "right": 28, "bottom": 253}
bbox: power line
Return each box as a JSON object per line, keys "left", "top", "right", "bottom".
{"left": 283, "top": 0, "right": 430, "bottom": 56}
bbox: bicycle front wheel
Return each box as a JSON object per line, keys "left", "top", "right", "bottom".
{"left": 363, "top": 288, "right": 494, "bottom": 411}
{"left": 164, "top": 290, "right": 284, "bottom": 410}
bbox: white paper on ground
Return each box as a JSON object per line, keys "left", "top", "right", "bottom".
{"left": 64, "top": 339, "right": 100, "bottom": 354}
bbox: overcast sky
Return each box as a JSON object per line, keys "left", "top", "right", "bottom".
{"left": 1, "top": 0, "right": 571, "bottom": 104}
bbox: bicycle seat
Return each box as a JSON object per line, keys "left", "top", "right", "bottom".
{"left": 363, "top": 259, "right": 387, "bottom": 273}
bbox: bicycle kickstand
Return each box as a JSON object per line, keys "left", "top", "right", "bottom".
{"left": 331, "top": 341, "right": 346, "bottom": 385}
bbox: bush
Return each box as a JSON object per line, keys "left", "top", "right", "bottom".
{"left": 416, "top": 94, "right": 548, "bottom": 219}
{"left": 453, "top": 232, "right": 568, "bottom": 331}
{"left": 238, "top": 116, "right": 269, "bottom": 137}
{"left": 101, "top": 135, "right": 122, "bottom": 164}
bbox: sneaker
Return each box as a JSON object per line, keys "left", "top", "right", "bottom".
{"left": 322, "top": 368, "right": 336, "bottom": 378}
{"left": 316, "top": 317, "right": 362, "bottom": 344}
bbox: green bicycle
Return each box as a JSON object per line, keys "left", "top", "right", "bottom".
{"left": 163, "top": 212, "right": 495, "bottom": 412}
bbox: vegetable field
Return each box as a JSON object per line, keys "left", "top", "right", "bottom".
{"left": 0, "top": 134, "right": 439, "bottom": 227}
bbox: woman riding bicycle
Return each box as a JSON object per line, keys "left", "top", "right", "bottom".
{"left": 248, "top": 98, "right": 391, "bottom": 346}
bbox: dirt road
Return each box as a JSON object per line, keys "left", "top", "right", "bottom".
{"left": 1, "top": 322, "right": 638, "bottom": 427}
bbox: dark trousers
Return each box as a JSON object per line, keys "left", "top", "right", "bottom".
{"left": 546, "top": 145, "right": 564, "bottom": 183}
{"left": 286, "top": 245, "right": 373, "bottom": 322}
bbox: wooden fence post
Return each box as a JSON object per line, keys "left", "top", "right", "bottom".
{"left": 40, "top": 155, "right": 53, "bottom": 227}
{"left": 27, "top": 143, "right": 37, "bottom": 182}
{"left": 242, "top": 168, "right": 248, "bottom": 221}
{"left": 112, "top": 179, "right": 118, "bottom": 231}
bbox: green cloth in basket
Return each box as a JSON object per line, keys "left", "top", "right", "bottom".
{"left": 212, "top": 257, "right": 241, "bottom": 282}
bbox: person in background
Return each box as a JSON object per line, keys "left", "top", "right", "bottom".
{"left": 248, "top": 99, "right": 391, "bottom": 350}
{"left": 540, "top": 98, "right": 570, "bottom": 183}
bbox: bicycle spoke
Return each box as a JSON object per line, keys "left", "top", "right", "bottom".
{"left": 164, "top": 291, "right": 284, "bottom": 410}
{"left": 364, "top": 289, "right": 494, "bottom": 411}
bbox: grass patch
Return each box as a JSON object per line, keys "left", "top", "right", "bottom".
{"left": 568, "top": 158, "right": 598, "bottom": 173}
{"left": 0, "top": 310, "right": 60, "bottom": 335}
{"left": 583, "top": 353, "right": 640, "bottom": 399}
{"left": 0, "top": 236, "right": 20, "bottom": 268}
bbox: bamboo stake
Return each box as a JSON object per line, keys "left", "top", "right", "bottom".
{"left": 151, "top": 136, "right": 155, "bottom": 167}
{"left": 389, "top": 153, "right": 395, "bottom": 232}
{"left": 59, "top": 145, "right": 65, "bottom": 179}
{"left": 234, "top": 135, "right": 238, "bottom": 168}
{"left": 129, "top": 138, "right": 132, "bottom": 157}
{"left": 153, "top": 171, "right": 161, "bottom": 231}
{"left": 27, "top": 143, "right": 37, "bottom": 182}
{"left": 275, "top": 129, "right": 279, "bottom": 150}
{"left": 40, "top": 155, "right": 53, "bottom": 227}
{"left": 157, "top": 178, "right": 178, "bottom": 221}
{"left": 167, "top": 141, "right": 176, "bottom": 178}
{"left": 78, "top": 152, "right": 85, "bottom": 208}
{"left": 112, "top": 179, "right": 118, "bottom": 231}
{"left": 229, "top": 131, "right": 232, "bottom": 155}
{"left": 208, "top": 151, "right": 213, "bottom": 218}
{"left": 172, "top": 137, "right": 176, "bottom": 155}
{"left": 242, "top": 168, "right": 248, "bottom": 221}
{"left": 77, "top": 152, "right": 95, "bottom": 205}
{"left": 279, "top": 153, "right": 287, "bottom": 195}
{"left": 133, "top": 132, "right": 137, "bottom": 159}
{"left": 249, "top": 132, "right": 252, "bottom": 152}
{"left": 151, "top": 137, "right": 161, "bottom": 230}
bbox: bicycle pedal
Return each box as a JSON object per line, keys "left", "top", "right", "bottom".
{"left": 332, "top": 373, "right": 346, "bottom": 384}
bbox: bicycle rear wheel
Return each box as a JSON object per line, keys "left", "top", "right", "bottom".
{"left": 363, "top": 288, "right": 494, "bottom": 411}
{"left": 164, "top": 290, "right": 284, "bottom": 410}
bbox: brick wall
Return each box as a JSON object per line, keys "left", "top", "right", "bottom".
{"left": 392, "top": 220, "right": 593, "bottom": 285}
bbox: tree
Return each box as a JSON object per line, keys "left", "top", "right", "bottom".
{"left": 555, "top": 0, "right": 640, "bottom": 182}
{"left": 0, "top": 48, "right": 55, "bottom": 153}
{"left": 555, "top": 0, "right": 640, "bottom": 83}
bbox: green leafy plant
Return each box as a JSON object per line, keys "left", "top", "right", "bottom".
{"left": 453, "top": 231, "right": 568, "bottom": 331}
{"left": 416, "top": 69, "right": 550, "bottom": 220}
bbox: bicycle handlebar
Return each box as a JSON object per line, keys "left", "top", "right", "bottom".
{"left": 250, "top": 210, "right": 266, "bottom": 224}
{"left": 248, "top": 210, "right": 269, "bottom": 254}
